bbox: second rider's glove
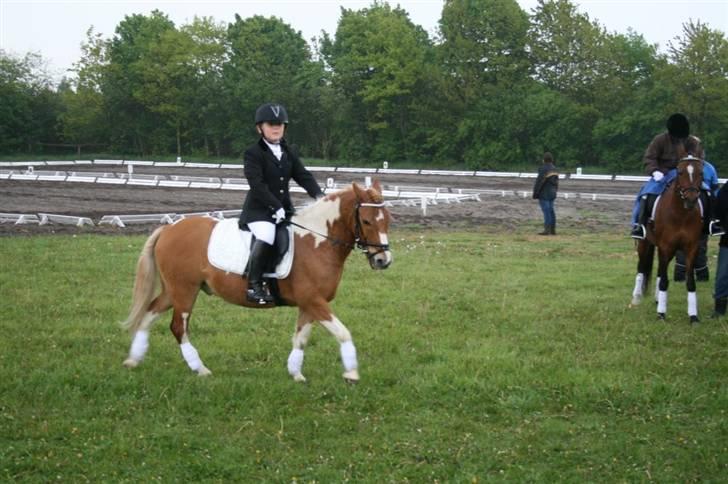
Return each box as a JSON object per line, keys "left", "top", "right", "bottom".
{"left": 652, "top": 170, "right": 664, "bottom": 182}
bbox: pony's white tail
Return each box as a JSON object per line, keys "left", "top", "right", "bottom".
{"left": 122, "top": 227, "right": 164, "bottom": 333}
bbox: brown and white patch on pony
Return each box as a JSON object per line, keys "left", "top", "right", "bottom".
{"left": 292, "top": 195, "right": 341, "bottom": 247}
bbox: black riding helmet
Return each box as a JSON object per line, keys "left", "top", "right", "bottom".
{"left": 255, "top": 103, "right": 289, "bottom": 125}
{"left": 667, "top": 113, "right": 690, "bottom": 138}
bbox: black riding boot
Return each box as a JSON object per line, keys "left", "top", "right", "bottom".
{"left": 630, "top": 196, "right": 648, "bottom": 239}
{"left": 550, "top": 223, "right": 556, "bottom": 235}
{"left": 711, "top": 297, "right": 727, "bottom": 318}
{"left": 539, "top": 224, "right": 550, "bottom": 235}
{"left": 246, "top": 239, "right": 274, "bottom": 305}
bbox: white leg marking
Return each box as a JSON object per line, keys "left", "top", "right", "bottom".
{"left": 687, "top": 291, "right": 698, "bottom": 317}
{"left": 631, "top": 273, "right": 644, "bottom": 305}
{"left": 179, "top": 312, "right": 211, "bottom": 376}
{"left": 655, "top": 276, "right": 661, "bottom": 302}
{"left": 657, "top": 290, "right": 668, "bottom": 314}
{"left": 288, "top": 323, "right": 312, "bottom": 382}
{"left": 287, "top": 349, "right": 305, "bottom": 381}
{"left": 123, "top": 311, "right": 159, "bottom": 368}
{"left": 321, "top": 317, "right": 359, "bottom": 381}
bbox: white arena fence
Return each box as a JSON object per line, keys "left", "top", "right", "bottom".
{"left": 1, "top": 159, "right": 651, "bottom": 227}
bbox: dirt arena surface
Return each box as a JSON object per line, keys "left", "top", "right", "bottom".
{"left": 0, "top": 165, "right": 637, "bottom": 236}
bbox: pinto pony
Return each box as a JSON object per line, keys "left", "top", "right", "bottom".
{"left": 122, "top": 181, "right": 393, "bottom": 381}
{"left": 630, "top": 154, "right": 704, "bottom": 323}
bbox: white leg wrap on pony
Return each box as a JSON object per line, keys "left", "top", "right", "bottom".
{"left": 287, "top": 348, "right": 304, "bottom": 377}
{"left": 657, "top": 291, "right": 668, "bottom": 314}
{"left": 340, "top": 341, "right": 358, "bottom": 372}
{"left": 687, "top": 291, "right": 698, "bottom": 317}
{"left": 180, "top": 342, "right": 203, "bottom": 372}
{"left": 632, "top": 273, "right": 644, "bottom": 301}
{"left": 129, "top": 330, "right": 150, "bottom": 361}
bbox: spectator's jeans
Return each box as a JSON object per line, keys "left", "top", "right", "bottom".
{"left": 715, "top": 246, "right": 728, "bottom": 299}
{"left": 539, "top": 198, "right": 556, "bottom": 226}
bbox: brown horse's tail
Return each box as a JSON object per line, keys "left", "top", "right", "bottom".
{"left": 122, "top": 227, "right": 164, "bottom": 333}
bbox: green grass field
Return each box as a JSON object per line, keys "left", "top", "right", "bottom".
{"left": 1, "top": 228, "right": 726, "bottom": 482}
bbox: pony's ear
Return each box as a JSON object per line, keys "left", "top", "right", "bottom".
{"left": 353, "top": 182, "right": 367, "bottom": 201}
{"left": 371, "top": 179, "right": 382, "bottom": 195}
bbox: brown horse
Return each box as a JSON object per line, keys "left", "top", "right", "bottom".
{"left": 630, "top": 155, "right": 704, "bottom": 323}
{"left": 122, "top": 181, "right": 392, "bottom": 381}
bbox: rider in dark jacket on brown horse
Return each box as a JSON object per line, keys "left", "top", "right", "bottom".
{"left": 239, "top": 103, "right": 323, "bottom": 304}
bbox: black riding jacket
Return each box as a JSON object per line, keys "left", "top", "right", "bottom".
{"left": 238, "top": 138, "right": 323, "bottom": 227}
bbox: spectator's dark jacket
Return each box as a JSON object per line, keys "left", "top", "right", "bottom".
{"left": 716, "top": 184, "right": 728, "bottom": 247}
{"left": 239, "top": 138, "right": 322, "bottom": 227}
{"left": 643, "top": 133, "right": 704, "bottom": 175}
{"left": 532, "top": 162, "right": 559, "bottom": 201}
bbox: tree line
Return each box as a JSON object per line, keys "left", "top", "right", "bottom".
{"left": 2, "top": 0, "right": 727, "bottom": 173}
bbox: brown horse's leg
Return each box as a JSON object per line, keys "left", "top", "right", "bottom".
{"left": 167, "top": 286, "right": 210, "bottom": 376}
{"left": 684, "top": 245, "right": 700, "bottom": 323}
{"left": 656, "top": 247, "right": 673, "bottom": 319}
{"left": 123, "top": 293, "right": 172, "bottom": 368}
{"left": 287, "top": 310, "right": 314, "bottom": 382}
{"left": 632, "top": 240, "right": 655, "bottom": 306}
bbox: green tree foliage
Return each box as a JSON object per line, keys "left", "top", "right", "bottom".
{"left": 225, "top": 14, "right": 314, "bottom": 153}
{"left": 3, "top": 0, "right": 728, "bottom": 172}
{"left": 321, "top": 1, "right": 436, "bottom": 162}
{"left": 0, "top": 50, "right": 61, "bottom": 152}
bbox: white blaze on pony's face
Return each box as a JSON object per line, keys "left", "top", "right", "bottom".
{"left": 687, "top": 163, "right": 694, "bottom": 183}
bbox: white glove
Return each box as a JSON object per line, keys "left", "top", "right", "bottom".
{"left": 652, "top": 170, "right": 664, "bottom": 182}
{"left": 273, "top": 207, "right": 286, "bottom": 224}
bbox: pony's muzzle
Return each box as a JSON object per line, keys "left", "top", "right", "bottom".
{"left": 370, "top": 250, "right": 393, "bottom": 270}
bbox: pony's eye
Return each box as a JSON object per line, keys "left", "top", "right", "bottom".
{"left": 363, "top": 220, "right": 371, "bottom": 226}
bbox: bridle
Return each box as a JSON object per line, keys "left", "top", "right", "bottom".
{"left": 286, "top": 200, "right": 390, "bottom": 261}
{"left": 353, "top": 202, "right": 390, "bottom": 260}
{"left": 676, "top": 156, "right": 702, "bottom": 204}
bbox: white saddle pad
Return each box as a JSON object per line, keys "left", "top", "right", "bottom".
{"left": 207, "top": 219, "right": 294, "bottom": 279}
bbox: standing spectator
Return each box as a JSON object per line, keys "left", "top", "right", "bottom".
{"left": 532, "top": 152, "right": 559, "bottom": 235}
{"left": 712, "top": 183, "right": 728, "bottom": 317}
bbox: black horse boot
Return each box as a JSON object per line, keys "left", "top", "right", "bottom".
{"left": 246, "top": 239, "right": 274, "bottom": 305}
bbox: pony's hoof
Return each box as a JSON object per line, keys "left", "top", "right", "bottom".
{"left": 343, "top": 370, "right": 360, "bottom": 384}
{"left": 292, "top": 373, "right": 307, "bottom": 383}
{"left": 197, "top": 367, "right": 212, "bottom": 377}
{"left": 690, "top": 315, "right": 700, "bottom": 325}
{"left": 123, "top": 358, "right": 139, "bottom": 368}
{"left": 657, "top": 313, "right": 666, "bottom": 320}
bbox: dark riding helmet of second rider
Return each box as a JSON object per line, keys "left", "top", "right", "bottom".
{"left": 667, "top": 113, "right": 690, "bottom": 139}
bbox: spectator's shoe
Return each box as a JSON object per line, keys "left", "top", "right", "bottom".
{"left": 711, "top": 297, "right": 727, "bottom": 318}
{"left": 630, "top": 224, "right": 646, "bottom": 240}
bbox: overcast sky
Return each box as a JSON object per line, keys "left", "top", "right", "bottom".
{"left": 1, "top": 0, "right": 726, "bottom": 81}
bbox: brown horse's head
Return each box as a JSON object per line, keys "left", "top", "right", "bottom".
{"left": 351, "top": 180, "right": 393, "bottom": 270}
{"left": 674, "top": 157, "right": 703, "bottom": 210}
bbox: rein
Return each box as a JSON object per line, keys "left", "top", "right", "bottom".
{"left": 287, "top": 201, "right": 390, "bottom": 260}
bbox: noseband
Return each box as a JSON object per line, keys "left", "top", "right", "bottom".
{"left": 354, "top": 202, "right": 391, "bottom": 261}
